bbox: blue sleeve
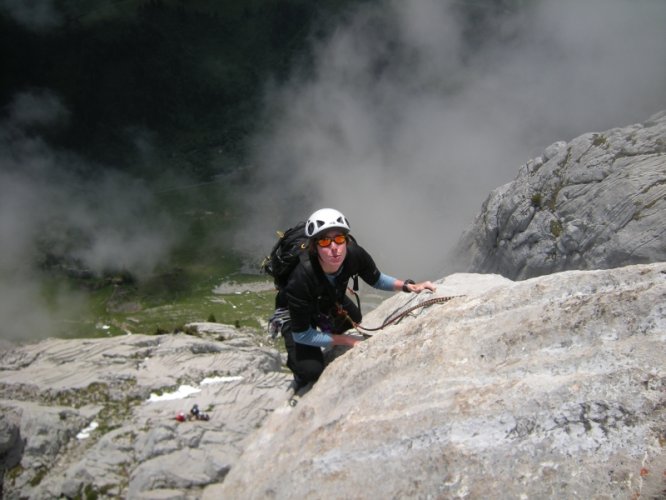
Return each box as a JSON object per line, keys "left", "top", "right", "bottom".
{"left": 372, "top": 272, "right": 398, "bottom": 292}
{"left": 293, "top": 326, "right": 334, "bottom": 347}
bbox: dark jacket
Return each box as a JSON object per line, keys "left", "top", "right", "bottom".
{"left": 277, "top": 239, "right": 381, "bottom": 333}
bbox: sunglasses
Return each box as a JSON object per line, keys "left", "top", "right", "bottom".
{"left": 316, "top": 234, "right": 348, "bottom": 247}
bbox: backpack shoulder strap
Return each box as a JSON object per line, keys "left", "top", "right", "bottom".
{"left": 345, "top": 235, "right": 361, "bottom": 292}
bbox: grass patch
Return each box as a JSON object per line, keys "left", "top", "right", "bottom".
{"left": 530, "top": 192, "right": 543, "bottom": 208}
{"left": 592, "top": 133, "right": 607, "bottom": 147}
{"left": 54, "top": 270, "right": 276, "bottom": 339}
{"left": 43, "top": 181, "right": 277, "bottom": 339}
{"left": 550, "top": 219, "right": 563, "bottom": 238}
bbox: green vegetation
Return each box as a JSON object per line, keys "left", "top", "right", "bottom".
{"left": 550, "top": 219, "right": 563, "bottom": 238}
{"left": 530, "top": 192, "right": 543, "bottom": 208}
{"left": 33, "top": 174, "right": 278, "bottom": 338}
{"left": 29, "top": 467, "right": 48, "bottom": 487}
{"left": 41, "top": 380, "right": 141, "bottom": 441}
{"left": 6, "top": 464, "right": 25, "bottom": 485}
{"left": 51, "top": 382, "right": 112, "bottom": 407}
{"left": 48, "top": 239, "right": 276, "bottom": 339}
{"left": 591, "top": 133, "right": 607, "bottom": 147}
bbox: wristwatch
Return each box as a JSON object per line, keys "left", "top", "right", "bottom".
{"left": 402, "top": 279, "right": 415, "bottom": 292}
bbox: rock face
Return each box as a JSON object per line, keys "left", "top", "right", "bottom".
{"left": 0, "top": 325, "right": 292, "bottom": 499}
{"left": 1, "top": 265, "right": 664, "bottom": 499}
{"left": 209, "top": 263, "right": 665, "bottom": 499}
{"left": 456, "top": 111, "right": 666, "bottom": 280}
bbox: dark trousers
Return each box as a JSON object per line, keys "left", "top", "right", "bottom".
{"left": 283, "top": 296, "right": 361, "bottom": 384}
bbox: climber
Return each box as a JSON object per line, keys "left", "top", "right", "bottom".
{"left": 271, "top": 208, "right": 436, "bottom": 390}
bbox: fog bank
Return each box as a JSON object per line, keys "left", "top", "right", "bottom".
{"left": 0, "top": 91, "right": 178, "bottom": 341}
{"left": 235, "top": 0, "right": 666, "bottom": 280}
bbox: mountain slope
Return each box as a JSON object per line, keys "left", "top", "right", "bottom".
{"left": 455, "top": 111, "right": 666, "bottom": 279}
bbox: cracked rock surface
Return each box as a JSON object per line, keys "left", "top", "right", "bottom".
{"left": 0, "top": 326, "right": 291, "bottom": 499}
{"left": 210, "top": 263, "right": 665, "bottom": 500}
{"left": 2, "top": 265, "right": 664, "bottom": 499}
{"left": 457, "top": 110, "right": 666, "bottom": 280}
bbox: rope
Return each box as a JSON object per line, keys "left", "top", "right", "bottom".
{"left": 337, "top": 295, "right": 463, "bottom": 336}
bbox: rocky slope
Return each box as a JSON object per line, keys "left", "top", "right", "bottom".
{"left": 2, "top": 263, "right": 663, "bottom": 498}
{"left": 456, "top": 111, "right": 666, "bottom": 280}
{"left": 2, "top": 108, "right": 665, "bottom": 498}
{"left": 0, "top": 325, "right": 291, "bottom": 499}
{"left": 210, "top": 263, "right": 665, "bottom": 499}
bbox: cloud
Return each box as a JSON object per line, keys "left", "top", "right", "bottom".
{"left": 0, "top": 0, "right": 63, "bottom": 31}
{"left": 235, "top": 0, "right": 666, "bottom": 280}
{"left": 0, "top": 90, "right": 178, "bottom": 341}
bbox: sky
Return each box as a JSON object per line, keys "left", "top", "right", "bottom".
{"left": 233, "top": 0, "right": 666, "bottom": 280}
{"left": 1, "top": 0, "right": 665, "bottom": 341}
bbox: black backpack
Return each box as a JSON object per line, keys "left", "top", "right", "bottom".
{"left": 261, "top": 221, "right": 310, "bottom": 288}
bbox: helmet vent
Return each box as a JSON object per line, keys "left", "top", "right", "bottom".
{"left": 304, "top": 208, "right": 351, "bottom": 238}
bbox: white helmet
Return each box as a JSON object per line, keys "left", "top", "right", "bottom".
{"left": 305, "top": 208, "right": 351, "bottom": 238}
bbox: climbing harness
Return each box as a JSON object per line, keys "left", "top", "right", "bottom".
{"left": 336, "top": 294, "right": 463, "bottom": 337}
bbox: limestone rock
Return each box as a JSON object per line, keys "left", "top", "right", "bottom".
{"left": 456, "top": 111, "right": 666, "bottom": 280}
{"left": 208, "top": 263, "right": 665, "bottom": 499}
{"left": 0, "top": 326, "right": 292, "bottom": 499}
{"left": 2, "top": 267, "right": 665, "bottom": 499}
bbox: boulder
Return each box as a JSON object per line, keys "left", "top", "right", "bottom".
{"left": 456, "top": 111, "right": 666, "bottom": 279}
